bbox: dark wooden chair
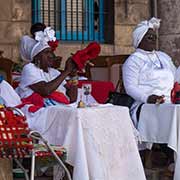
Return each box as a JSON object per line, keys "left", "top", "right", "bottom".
{"left": 0, "top": 51, "right": 14, "bottom": 85}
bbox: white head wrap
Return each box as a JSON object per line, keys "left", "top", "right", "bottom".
{"left": 30, "top": 41, "right": 50, "bottom": 61}
{"left": 35, "top": 26, "right": 56, "bottom": 42}
{"left": 132, "top": 17, "right": 161, "bottom": 48}
{"left": 30, "top": 27, "right": 55, "bottom": 61}
{"left": 20, "top": 35, "right": 37, "bottom": 62}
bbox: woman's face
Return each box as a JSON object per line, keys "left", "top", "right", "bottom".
{"left": 37, "top": 48, "right": 55, "bottom": 72}
{"left": 138, "top": 28, "right": 157, "bottom": 51}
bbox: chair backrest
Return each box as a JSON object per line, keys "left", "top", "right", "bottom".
{"left": 85, "top": 55, "right": 129, "bottom": 91}
{"left": 85, "top": 55, "right": 129, "bottom": 80}
{"left": 0, "top": 51, "right": 14, "bottom": 85}
{"left": 0, "top": 107, "right": 33, "bottom": 158}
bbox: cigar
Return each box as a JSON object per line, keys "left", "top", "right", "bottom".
{"left": 155, "top": 96, "right": 165, "bottom": 104}
{"left": 155, "top": 99, "right": 162, "bottom": 104}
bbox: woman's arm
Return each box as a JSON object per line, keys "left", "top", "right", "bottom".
{"left": 29, "top": 58, "right": 77, "bottom": 98}
{"left": 29, "top": 70, "right": 70, "bottom": 96}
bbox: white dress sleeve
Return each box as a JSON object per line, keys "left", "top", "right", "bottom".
{"left": 0, "top": 80, "right": 22, "bottom": 107}
{"left": 20, "top": 63, "right": 45, "bottom": 88}
{"left": 175, "top": 67, "right": 180, "bottom": 83}
{"left": 18, "top": 63, "right": 46, "bottom": 98}
{"left": 122, "top": 56, "right": 149, "bottom": 103}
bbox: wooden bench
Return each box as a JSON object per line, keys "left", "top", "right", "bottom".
{"left": 0, "top": 51, "right": 14, "bottom": 85}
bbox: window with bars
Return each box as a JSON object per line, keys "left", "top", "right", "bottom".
{"left": 32, "top": 0, "right": 114, "bottom": 43}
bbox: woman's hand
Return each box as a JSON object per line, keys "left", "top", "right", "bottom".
{"left": 65, "top": 84, "right": 78, "bottom": 103}
{"left": 52, "top": 56, "right": 62, "bottom": 69}
{"left": 64, "top": 58, "right": 77, "bottom": 74}
{"left": 147, "top": 94, "right": 165, "bottom": 104}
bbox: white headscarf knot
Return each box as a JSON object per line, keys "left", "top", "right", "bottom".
{"left": 31, "top": 27, "right": 55, "bottom": 61}
{"left": 30, "top": 41, "right": 50, "bottom": 61}
{"left": 132, "top": 17, "right": 161, "bottom": 48}
{"left": 35, "top": 26, "right": 56, "bottom": 42}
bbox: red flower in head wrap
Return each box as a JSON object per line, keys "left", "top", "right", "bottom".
{"left": 48, "top": 40, "right": 59, "bottom": 51}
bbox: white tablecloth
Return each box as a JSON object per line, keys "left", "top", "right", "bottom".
{"left": 138, "top": 103, "right": 180, "bottom": 180}
{"left": 22, "top": 104, "right": 146, "bottom": 180}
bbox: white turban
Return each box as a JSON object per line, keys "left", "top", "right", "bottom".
{"left": 30, "top": 26, "right": 56, "bottom": 61}
{"left": 30, "top": 41, "right": 50, "bottom": 61}
{"left": 132, "top": 17, "right": 161, "bottom": 48}
{"left": 20, "top": 35, "right": 37, "bottom": 62}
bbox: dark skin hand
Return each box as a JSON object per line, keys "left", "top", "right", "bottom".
{"left": 65, "top": 84, "right": 78, "bottom": 102}
{"left": 30, "top": 48, "right": 78, "bottom": 103}
{"left": 51, "top": 56, "right": 62, "bottom": 69}
{"left": 147, "top": 94, "right": 165, "bottom": 104}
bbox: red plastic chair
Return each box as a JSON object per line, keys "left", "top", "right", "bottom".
{"left": 0, "top": 107, "right": 71, "bottom": 180}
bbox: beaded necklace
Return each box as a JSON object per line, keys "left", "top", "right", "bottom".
{"left": 146, "top": 51, "right": 163, "bottom": 69}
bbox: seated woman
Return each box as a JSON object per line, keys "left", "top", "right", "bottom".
{"left": 17, "top": 38, "right": 78, "bottom": 109}
{"left": 123, "top": 17, "right": 176, "bottom": 165}
{"left": 122, "top": 17, "right": 176, "bottom": 127}
{"left": 19, "top": 32, "right": 98, "bottom": 107}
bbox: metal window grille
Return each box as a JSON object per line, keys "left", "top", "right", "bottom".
{"left": 32, "top": 0, "right": 105, "bottom": 42}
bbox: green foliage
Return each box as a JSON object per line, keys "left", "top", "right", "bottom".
{"left": 12, "top": 62, "right": 23, "bottom": 73}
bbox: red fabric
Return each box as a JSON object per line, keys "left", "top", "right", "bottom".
{"left": 28, "top": 106, "right": 42, "bottom": 113}
{"left": 12, "top": 81, "right": 20, "bottom": 89}
{"left": 18, "top": 91, "right": 69, "bottom": 113}
{"left": 18, "top": 93, "right": 44, "bottom": 112}
{"left": 48, "top": 91, "right": 70, "bottom": 104}
{"left": 78, "top": 80, "right": 115, "bottom": 103}
{"left": 22, "top": 93, "right": 44, "bottom": 107}
{"left": 171, "top": 82, "right": 180, "bottom": 103}
{"left": 48, "top": 40, "right": 59, "bottom": 51}
{"left": 15, "top": 101, "right": 42, "bottom": 113}
{"left": 12, "top": 72, "right": 21, "bottom": 89}
{"left": 72, "top": 42, "right": 101, "bottom": 70}
{"left": 86, "top": 42, "right": 101, "bottom": 59}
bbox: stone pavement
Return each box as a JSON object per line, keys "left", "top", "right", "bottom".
{"left": 14, "top": 167, "right": 173, "bottom": 180}
{"left": 14, "top": 147, "right": 174, "bottom": 180}
{"left": 142, "top": 147, "right": 174, "bottom": 180}
{"left": 145, "top": 168, "right": 173, "bottom": 180}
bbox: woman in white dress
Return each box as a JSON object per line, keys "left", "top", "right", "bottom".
{"left": 122, "top": 17, "right": 176, "bottom": 127}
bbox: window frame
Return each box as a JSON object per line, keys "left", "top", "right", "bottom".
{"left": 32, "top": 0, "right": 104, "bottom": 42}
